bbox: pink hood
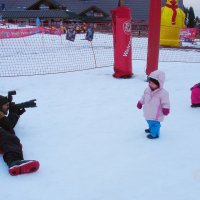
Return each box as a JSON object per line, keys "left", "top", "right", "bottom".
{"left": 148, "top": 70, "right": 165, "bottom": 89}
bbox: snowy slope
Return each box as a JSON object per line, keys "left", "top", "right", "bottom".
{"left": 0, "top": 58, "right": 200, "bottom": 200}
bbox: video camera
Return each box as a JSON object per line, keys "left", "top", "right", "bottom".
{"left": 7, "top": 90, "right": 37, "bottom": 110}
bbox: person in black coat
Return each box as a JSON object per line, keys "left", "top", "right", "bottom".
{"left": 0, "top": 95, "right": 39, "bottom": 176}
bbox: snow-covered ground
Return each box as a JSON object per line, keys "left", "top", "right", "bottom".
{"left": 0, "top": 33, "right": 200, "bottom": 200}
{"left": 1, "top": 29, "right": 200, "bottom": 77}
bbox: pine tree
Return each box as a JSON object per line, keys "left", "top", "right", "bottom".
{"left": 195, "top": 16, "right": 200, "bottom": 28}
{"left": 183, "top": 6, "right": 189, "bottom": 26}
{"left": 187, "top": 7, "right": 196, "bottom": 28}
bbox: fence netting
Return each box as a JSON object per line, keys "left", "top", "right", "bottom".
{"left": 0, "top": 22, "right": 200, "bottom": 77}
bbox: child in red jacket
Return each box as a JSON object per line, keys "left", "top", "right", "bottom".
{"left": 191, "top": 83, "right": 200, "bottom": 107}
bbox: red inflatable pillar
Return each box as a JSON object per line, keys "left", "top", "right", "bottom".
{"left": 146, "top": 0, "right": 161, "bottom": 75}
{"left": 112, "top": 6, "right": 133, "bottom": 78}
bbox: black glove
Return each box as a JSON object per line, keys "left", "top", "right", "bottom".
{"left": 18, "top": 108, "right": 26, "bottom": 115}
{"left": 9, "top": 104, "right": 26, "bottom": 116}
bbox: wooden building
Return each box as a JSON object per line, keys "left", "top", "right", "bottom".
{"left": 0, "top": 0, "right": 184, "bottom": 25}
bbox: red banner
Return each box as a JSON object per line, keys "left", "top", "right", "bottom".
{"left": 180, "top": 28, "right": 198, "bottom": 42}
{"left": 112, "top": 6, "right": 133, "bottom": 78}
{"left": 0, "top": 27, "right": 63, "bottom": 39}
{"left": 42, "top": 27, "right": 63, "bottom": 35}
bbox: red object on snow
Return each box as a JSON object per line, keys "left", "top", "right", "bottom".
{"left": 111, "top": 6, "right": 133, "bottom": 78}
{"left": 191, "top": 83, "right": 200, "bottom": 105}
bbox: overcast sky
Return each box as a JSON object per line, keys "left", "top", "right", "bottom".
{"left": 183, "top": 0, "right": 200, "bottom": 17}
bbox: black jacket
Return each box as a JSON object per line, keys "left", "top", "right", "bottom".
{"left": 0, "top": 111, "right": 19, "bottom": 135}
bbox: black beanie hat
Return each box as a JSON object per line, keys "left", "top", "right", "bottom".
{"left": 0, "top": 95, "right": 9, "bottom": 107}
{"left": 148, "top": 77, "right": 160, "bottom": 86}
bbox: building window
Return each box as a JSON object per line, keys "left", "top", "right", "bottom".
{"left": 85, "top": 10, "right": 104, "bottom": 17}
{"left": 40, "top": 4, "right": 49, "bottom": 10}
{"left": 86, "top": 10, "right": 94, "bottom": 17}
{"left": 94, "top": 12, "right": 103, "bottom": 17}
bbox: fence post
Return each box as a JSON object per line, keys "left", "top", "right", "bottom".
{"left": 146, "top": 0, "right": 161, "bottom": 75}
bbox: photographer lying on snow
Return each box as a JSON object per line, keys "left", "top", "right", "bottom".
{"left": 0, "top": 91, "right": 39, "bottom": 176}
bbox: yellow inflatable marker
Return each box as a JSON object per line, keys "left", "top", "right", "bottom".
{"left": 160, "top": 0, "right": 185, "bottom": 47}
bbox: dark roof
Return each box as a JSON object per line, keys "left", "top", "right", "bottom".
{"left": 28, "top": 0, "right": 65, "bottom": 10}
{"left": 50, "top": 0, "right": 183, "bottom": 20}
{"left": 0, "top": 10, "right": 78, "bottom": 19}
{"left": 0, "top": 0, "right": 184, "bottom": 21}
{"left": 79, "top": 6, "right": 109, "bottom": 17}
{"left": 78, "top": 5, "right": 110, "bottom": 22}
{"left": 0, "top": 0, "right": 37, "bottom": 10}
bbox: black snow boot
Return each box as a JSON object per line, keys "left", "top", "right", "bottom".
{"left": 147, "top": 134, "right": 159, "bottom": 139}
{"left": 191, "top": 104, "right": 200, "bottom": 108}
{"left": 145, "top": 129, "right": 150, "bottom": 133}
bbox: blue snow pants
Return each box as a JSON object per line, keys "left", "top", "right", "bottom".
{"left": 146, "top": 120, "right": 161, "bottom": 138}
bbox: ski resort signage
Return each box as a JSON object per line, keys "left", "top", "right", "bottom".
{"left": 0, "top": 27, "right": 63, "bottom": 39}
{"left": 180, "top": 28, "right": 198, "bottom": 42}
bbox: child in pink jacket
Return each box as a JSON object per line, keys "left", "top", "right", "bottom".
{"left": 137, "top": 70, "right": 170, "bottom": 139}
{"left": 190, "top": 83, "right": 200, "bottom": 107}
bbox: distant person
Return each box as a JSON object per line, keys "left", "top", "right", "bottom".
{"left": 137, "top": 70, "right": 170, "bottom": 139}
{"left": 0, "top": 95, "right": 39, "bottom": 176}
{"left": 190, "top": 82, "right": 200, "bottom": 107}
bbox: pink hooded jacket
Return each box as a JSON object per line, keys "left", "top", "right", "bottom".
{"left": 139, "top": 70, "right": 170, "bottom": 122}
{"left": 191, "top": 83, "right": 200, "bottom": 105}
